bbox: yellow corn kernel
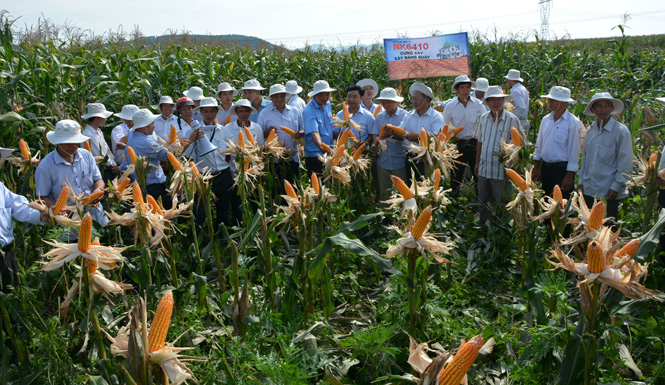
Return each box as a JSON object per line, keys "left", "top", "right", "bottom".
{"left": 19, "top": 139, "right": 30, "bottom": 160}
{"left": 81, "top": 190, "right": 105, "bottom": 205}
{"left": 238, "top": 131, "right": 245, "bottom": 149}
{"left": 552, "top": 185, "right": 563, "bottom": 203}
{"left": 616, "top": 239, "right": 640, "bottom": 259}
{"left": 373, "top": 105, "right": 382, "bottom": 117}
{"left": 53, "top": 186, "right": 70, "bottom": 215}
{"left": 387, "top": 124, "right": 406, "bottom": 136}
{"left": 453, "top": 125, "right": 464, "bottom": 135}
{"left": 127, "top": 146, "right": 137, "bottom": 165}
{"left": 437, "top": 334, "right": 484, "bottom": 385}
{"left": 168, "top": 125, "right": 177, "bottom": 144}
{"left": 320, "top": 142, "right": 332, "bottom": 153}
{"left": 649, "top": 152, "right": 658, "bottom": 170}
{"left": 587, "top": 240, "right": 605, "bottom": 273}
{"left": 167, "top": 152, "right": 182, "bottom": 171}
{"left": 280, "top": 126, "right": 296, "bottom": 137}
{"left": 266, "top": 129, "right": 277, "bottom": 144}
{"left": 343, "top": 103, "right": 350, "bottom": 120}
{"left": 117, "top": 177, "right": 131, "bottom": 194}
{"left": 338, "top": 129, "right": 351, "bottom": 146}
{"left": 189, "top": 162, "right": 201, "bottom": 179}
{"left": 284, "top": 180, "right": 298, "bottom": 200}
{"left": 146, "top": 195, "right": 164, "bottom": 216}
{"left": 148, "top": 290, "right": 174, "bottom": 353}
{"left": 331, "top": 144, "right": 345, "bottom": 167}
{"left": 510, "top": 126, "right": 523, "bottom": 147}
{"left": 244, "top": 158, "right": 250, "bottom": 172}
{"left": 419, "top": 129, "right": 428, "bottom": 146}
{"left": 78, "top": 213, "right": 93, "bottom": 252}
{"left": 243, "top": 127, "right": 256, "bottom": 146}
{"left": 133, "top": 184, "right": 146, "bottom": 212}
{"left": 353, "top": 143, "right": 366, "bottom": 160}
{"left": 391, "top": 175, "right": 414, "bottom": 200}
{"left": 84, "top": 141, "right": 92, "bottom": 153}
{"left": 311, "top": 172, "right": 320, "bottom": 194}
{"left": 433, "top": 169, "right": 441, "bottom": 191}
{"left": 587, "top": 201, "right": 606, "bottom": 230}
{"left": 224, "top": 114, "right": 231, "bottom": 125}
{"left": 506, "top": 169, "right": 526, "bottom": 192}
{"left": 411, "top": 206, "right": 432, "bottom": 240}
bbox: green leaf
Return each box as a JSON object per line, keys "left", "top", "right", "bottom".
{"left": 634, "top": 208, "right": 665, "bottom": 263}
{"left": 0, "top": 111, "right": 25, "bottom": 122}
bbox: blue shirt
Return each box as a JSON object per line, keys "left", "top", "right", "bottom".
{"left": 121, "top": 131, "right": 168, "bottom": 186}
{"left": 0, "top": 182, "right": 43, "bottom": 247}
{"left": 303, "top": 100, "right": 334, "bottom": 157}
{"left": 334, "top": 107, "right": 376, "bottom": 142}
{"left": 361, "top": 101, "right": 380, "bottom": 115}
{"left": 375, "top": 108, "right": 409, "bottom": 170}
{"left": 257, "top": 104, "right": 304, "bottom": 162}
{"left": 250, "top": 99, "right": 272, "bottom": 123}
{"left": 35, "top": 149, "right": 108, "bottom": 226}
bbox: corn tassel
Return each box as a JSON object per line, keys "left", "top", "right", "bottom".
{"left": 133, "top": 184, "right": 146, "bottom": 212}
{"left": 353, "top": 143, "right": 366, "bottom": 160}
{"left": 117, "top": 177, "right": 131, "bottom": 194}
{"left": 53, "top": 186, "right": 70, "bottom": 215}
{"left": 243, "top": 127, "right": 256, "bottom": 146}
{"left": 167, "top": 152, "right": 182, "bottom": 171}
{"left": 311, "top": 173, "right": 320, "bottom": 194}
{"left": 552, "top": 185, "right": 563, "bottom": 203}
{"left": 411, "top": 206, "right": 432, "bottom": 240}
{"left": 343, "top": 103, "right": 350, "bottom": 120}
{"left": 280, "top": 126, "right": 296, "bottom": 137}
{"left": 148, "top": 290, "right": 174, "bottom": 353}
{"left": 127, "top": 146, "right": 137, "bottom": 165}
{"left": 19, "top": 139, "right": 30, "bottom": 160}
{"left": 373, "top": 105, "right": 382, "bottom": 117}
{"left": 437, "top": 334, "right": 484, "bottom": 385}
{"left": 331, "top": 144, "right": 345, "bottom": 167}
{"left": 587, "top": 201, "right": 606, "bottom": 230}
{"left": 510, "top": 126, "right": 522, "bottom": 146}
{"left": 266, "top": 129, "right": 277, "bottom": 143}
{"left": 190, "top": 162, "right": 201, "bottom": 179}
{"left": 419, "top": 129, "right": 428, "bottom": 146}
{"left": 587, "top": 240, "right": 605, "bottom": 273}
{"left": 391, "top": 175, "right": 414, "bottom": 200}
{"left": 168, "top": 125, "right": 178, "bottom": 144}
{"left": 284, "top": 180, "right": 298, "bottom": 200}
{"left": 224, "top": 114, "right": 231, "bottom": 125}
{"left": 506, "top": 169, "right": 526, "bottom": 192}
{"left": 238, "top": 131, "right": 245, "bottom": 149}
{"left": 81, "top": 190, "right": 105, "bottom": 205}
{"left": 433, "top": 169, "right": 441, "bottom": 191}
{"left": 84, "top": 141, "right": 92, "bottom": 153}
{"left": 78, "top": 213, "right": 93, "bottom": 252}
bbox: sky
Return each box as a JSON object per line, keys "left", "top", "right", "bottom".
{"left": 4, "top": 1, "right": 664, "bottom": 48}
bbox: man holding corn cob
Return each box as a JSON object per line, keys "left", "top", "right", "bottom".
{"left": 374, "top": 88, "right": 408, "bottom": 200}
{"left": 81, "top": 103, "right": 118, "bottom": 182}
{"left": 153, "top": 96, "right": 178, "bottom": 143}
{"left": 216, "top": 82, "right": 238, "bottom": 125}
{"left": 334, "top": 85, "right": 376, "bottom": 143}
{"left": 304, "top": 80, "right": 336, "bottom": 176}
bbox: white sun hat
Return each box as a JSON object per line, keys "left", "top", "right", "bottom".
{"left": 482, "top": 86, "right": 512, "bottom": 106}
{"left": 240, "top": 79, "right": 266, "bottom": 95}
{"left": 268, "top": 84, "right": 288, "bottom": 97}
{"left": 374, "top": 87, "right": 404, "bottom": 103}
{"left": 409, "top": 82, "right": 435, "bottom": 101}
{"left": 194, "top": 97, "right": 223, "bottom": 113}
{"left": 114, "top": 104, "right": 140, "bottom": 120}
{"left": 308, "top": 80, "right": 337, "bottom": 97}
{"left": 184, "top": 86, "right": 205, "bottom": 101}
{"left": 47, "top": 120, "right": 89, "bottom": 144}
{"left": 229, "top": 99, "right": 258, "bottom": 117}
{"left": 285, "top": 80, "right": 303, "bottom": 95}
{"left": 356, "top": 79, "right": 379, "bottom": 97}
{"left": 131, "top": 109, "right": 160, "bottom": 130}
{"left": 656, "top": 97, "right": 665, "bottom": 105}
{"left": 81, "top": 103, "right": 113, "bottom": 120}
{"left": 504, "top": 69, "right": 523, "bottom": 82}
{"left": 450, "top": 75, "right": 476, "bottom": 93}
{"left": 583, "top": 92, "right": 625, "bottom": 116}
{"left": 217, "top": 82, "right": 239, "bottom": 97}
{"left": 159, "top": 96, "right": 175, "bottom": 106}
{"left": 541, "top": 86, "right": 576, "bottom": 104}
{"left": 0, "top": 147, "right": 14, "bottom": 163}
{"left": 473, "top": 78, "right": 490, "bottom": 92}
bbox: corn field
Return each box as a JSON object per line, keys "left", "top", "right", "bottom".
{"left": 3, "top": 12, "right": 665, "bottom": 385}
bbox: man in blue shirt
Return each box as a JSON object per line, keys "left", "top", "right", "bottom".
{"left": 374, "top": 88, "right": 408, "bottom": 200}
{"left": 303, "top": 80, "right": 336, "bottom": 177}
{"left": 334, "top": 85, "right": 376, "bottom": 144}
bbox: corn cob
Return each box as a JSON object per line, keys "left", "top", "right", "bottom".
{"left": 552, "top": 185, "right": 563, "bottom": 203}
{"left": 587, "top": 240, "right": 605, "bottom": 273}
{"left": 506, "top": 169, "right": 526, "bottom": 192}
{"left": 127, "top": 146, "right": 137, "bottom": 165}
{"left": 437, "top": 131, "right": 446, "bottom": 146}
{"left": 311, "top": 172, "right": 320, "bottom": 194}
{"left": 343, "top": 103, "right": 350, "bottom": 120}
{"left": 419, "top": 129, "right": 428, "bottom": 146}
{"left": 587, "top": 201, "right": 605, "bottom": 230}
{"left": 146, "top": 194, "right": 164, "bottom": 216}
{"left": 244, "top": 158, "right": 250, "bottom": 172}
{"left": 509, "top": 126, "right": 523, "bottom": 146}
{"left": 437, "top": 334, "right": 484, "bottom": 385}
{"left": 167, "top": 152, "right": 182, "bottom": 171}
{"left": 353, "top": 143, "right": 366, "bottom": 160}
{"left": 411, "top": 206, "right": 432, "bottom": 240}
{"left": 373, "top": 105, "right": 382, "bottom": 117}
{"left": 649, "top": 152, "right": 658, "bottom": 170}
{"left": 238, "top": 131, "right": 245, "bottom": 149}
{"left": 391, "top": 175, "right": 414, "bottom": 200}
{"left": 189, "top": 162, "right": 201, "bottom": 179}
{"left": 320, "top": 142, "right": 332, "bottom": 153}
{"left": 331, "top": 144, "right": 345, "bottom": 167}
{"left": 433, "top": 169, "right": 441, "bottom": 191}
{"left": 280, "top": 126, "right": 296, "bottom": 137}
{"left": 243, "top": 127, "right": 256, "bottom": 146}
{"left": 224, "top": 114, "right": 231, "bottom": 125}
{"left": 133, "top": 184, "right": 146, "bottom": 212}
{"left": 616, "top": 239, "right": 640, "bottom": 259}
{"left": 81, "top": 190, "right": 105, "bottom": 205}
{"left": 53, "top": 186, "right": 70, "bottom": 215}
{"left": 386, "top": 124, "right": 406, "bottom": 136}
{"left": 379, "top": 124, "right": 386, "bottom": 137}
{"left": 453, "top": 125, "right": 464, "bottom": 135}
{"left": 78, "top": 213, "right": 93, "bottom": 252}
{"left": 266, "top": 129, "right": 277, "bottom": 143}
{"left": 168, "top": 125, "right": 177, "bottom": 144}
{"left": 284, "top": 180, "right": 298, "bottom": 200}
{"left": 86, "top": 239, "right": 101, "bottom": 273}
{"left": 338, "top": 129, "right": 351, "bottom": 146}
{"left": 117, "top": 177, "right": 131, "bottom": 194}
{"left": 19, "top": 139, "right": 30, "bottom": 160}
{"left": 84, "top": 141, "right": 92, "bottom": 153}
{"left": 148, "top": 290, "right": 174, "bottom": 353}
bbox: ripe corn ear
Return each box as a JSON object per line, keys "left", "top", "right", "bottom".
{"left": 311, "top": 173, "right": 320, "bottom": 194}
{"left": 552, "top": 185, "right": 563, "bottom": 203}
{"left": 510, "top": 126, "right": 522, "bottom": 146}
{"left": 224, "top": 115, "right": 231, "bottom": 125}
{"left": 387, "top": 124, "right": 406, "bottom": 136}
{"left": 53, "top": 186, "right": 70, "bottom": 215}
{"left": 168, "top": 125, "right": 177, "bottom": 144}
{"left": 506, "top": 169, "right": 526, "bottom": 192}
{"left": 266, "top": 129, "right": 277, "bottom": 143}
{"left": 649, "top": 152, "right": 658, "bottom": 170}
{"left": 587, "top": 240, "right": 605, "bottom": 273}
{"left": 437, "top": 334, "right": 484, "bottom": 385}
{"left": 338, "top": 129, "right": 351, "bottom": 146}
{"left": 189, "top": 162, "right": 201, "bottom": 179}
{"left": 238, "top": 131, "right": 245, "bottom": 149}
{"left": 19, "top": 139, "right": 30, "bottom": 159}
{"left": 280, "top": 126, "right": 296, "bottom": 137}
{"left": 588, "top": 201, "right": 606, "bottom": 230}
{"left": 391, "top": 175, "right": 414, "bottom": 200}
{"left": 343, "top": 103, "right": 350, "bottom": 120}
{"left": 353, "top": 143, "right": 366, "bottom": 160}
{"left": 320, "top": 142, "right": 332, "bottom": 153}
{"left": 117, "top": 178, "right": 131, "bottom": 194}
{"left": 127, "top": 146, "right": 137, "bottom": 165}
{"left": 284, "top": 180, "right": 298, "bottom": 200}
{"left": 243, "top": 127, "right": 256, "bottom": 146}
{"left": 167, "top": 152, "right": 182, "bottom": 171}
{"left": 433, "top": 169, "right": 441, "bottom": 191}
{"left": 133, "top": 184, "right": 146, "bottom": 212}
{"left": 84, "top": 141, "right": 92, "bottom": 153}
{"left": 148, "top": 290, "right": 174, "bottom": 353}
{"left": 419, "top": 129, "right": 428, "bottom": 146}
{"left": 616, "top": 239, "right": 640, "bottom": 259}
{"left": 373, "top": 105, "right": 382, "bottom": 117}
{"left": 78, "top": 213, "right": 93, "bottom": 252}
{"left": 81, "top": 190, "right": 105, "bottom": 205}
{"left": 146, "top": 195, "right": 164, "bottom": 216}
{"left": 453, "top": 125, "right": 464, "bottom": 135}
{"left": 411, "top": 206, "right": 432, "bottom": 240}
{"left": 331, "top": 144, "right": 345, "bottom": 167}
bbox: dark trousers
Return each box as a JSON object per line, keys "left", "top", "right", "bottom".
{"left": 146, "top": 183, "right": 173, "bottom": 210}
{"left": 584, "top": 194, "right": 619, "bottom": 220}
{"left": 451, "top": 138, "right": 478, "bottom": 191}
{"left": 305, "top": 157, "right": 324, "bottom": 178}
{"left": 406, "top": 157, "right": 425, "bottom": 186}
{"left": 541, "top": 161, "right": 572, "bottom": 199}
{"left": 102, "top": 167, "right": 117, "bottom": 185}
{"left": 1, "top": 245, "right": 18, "bottom": 293}
{"left": 210, "top": 169, "right": 241, "bottom": 227}
{"left": 278, "top": 160, "right": 301, "bottom": 185}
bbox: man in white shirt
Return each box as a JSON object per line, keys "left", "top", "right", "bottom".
{"left": 216, "top": 82, "right": 238, "bottom": 125}
{"left": 443, "top": 75, "right": 487, "bottom": 192}
{"left": 504, "top": 69, "right": 531, "bottom": 132}
{"left": 532, "top": 86, "right": 584, "bottom": 199}
{"left": 111, "top": 104, "right": 139, "bottom": 163}
{"left": 153, "top": 96, "right": 178, "bottom": 143}
{"left": 285, "top": 80, "right": 307, "bottom": 113}
{"left": 81, "top": 103, "right": 117, "bottom": 182}
{"left": 184, "top": 86, "right": 205, "bottom": 123}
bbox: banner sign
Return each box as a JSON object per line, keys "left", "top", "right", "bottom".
{"left": 384, "top": 33, "right": 470, "bottom": 80}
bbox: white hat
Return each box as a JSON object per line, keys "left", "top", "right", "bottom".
{"left": 308, "top": 80, "right": 336, "bottom": 97}
{"left": 81, "top": 103, "right": 113, "bottom": 119}
{"left": 482, "top": 86, "right": 512, "bottom": 106}
{"left": 159, "top": 96, "right": 175, "bottom": 106}
{"left": 583, "top": 92, "right": 625, "bottom": 116}
{"left": 114, "top": 104, "right": 140, "bottom": 120}
{"left": 541, "top": 86, "right": 576, "bottom": 104}
{"left": 473, "top": 78, "right": 490, "bottom": 92}
{"left": 229, "top": 99, "right": 258, "bottom": 117}
{"left": 194, "top": 97, "right": 223, "bottom": 113}
{"left": 409, "top": 82, "right": 435, "bottom": 101}
{"left": 268, "top": 84, "right": 288, "bottom": 97}
{"left": 285, "top": 80, "right": 303, "bottom": 95}
{"left": 47, "top": 120, "right": 89, "bottom": 144}
{"left": 504, "top": 69, "right": 523, "bottom": 82}
{"left": 217, "top": 82, "right": 239, "bottom": 97}
{"left": 184, "top": 86, "right": 205, "bottom": 101}
{"left": 240, "top": 79, "right": 266, "bottom": 95}
{"left": 374, "top": 87, "right": 404, "bottom": 103}
{"left": 656, "top": 97, "right": 665, "bottom": 105}
{"left": 356, "top": 79, "right": 379, "bottom": 98}
{"left": 131, "top": 109, "right": 160, "bottom": 130}
{"left": 0, "top": 147, "right": 14, "bottom": 163}
{"left": 451, "top": 75, "right": 476, "bottom": 93}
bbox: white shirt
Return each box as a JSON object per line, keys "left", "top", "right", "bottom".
{"left": 510, "top": 83, "right": 530, "bottom": 121}
{"left": 222, "top": 121, "right": 264, "bottom": 173}
{"left": 216, "top": 105, "right": 237, "bottom": 126}
{"left": 534, "top": 110, "right": 584, "bottom": 172}
{"left": 360, "top": 101, "right": 379, "bottom": 115}
{"left": 111, "top": 123, "right": 130, "bottom": 161}
{"left": 578, "top": 117, "right": 634, "bottom": 199}
{"left": 402, "top": 107, "right": 444, "bottom": 136}
{"left": 442, "top": 96, "right": 486, "bottom": 139}
{"left": 477, "top": 109, "right": 523, "bottom": 180}
{"left": 288, "top": 95, "right": 307, "bottom": 113}
{"left": 153, "top": 114, "right": 178, "bottom": 143}
{"left": 0, "top": 182, "right": 43, "bottom": 247}
{"left": 183, "top": 123, "right": 231, "bottom": 173}
{"left": 257, "top": 104, "right": 304, "bottom": 162}
{"left": 82, "top": 125, "right": 116, "bottom": 166}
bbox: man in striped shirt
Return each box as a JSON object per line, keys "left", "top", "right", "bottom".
{"left": 474, "top": 86, "right": 523, "bottom": 224}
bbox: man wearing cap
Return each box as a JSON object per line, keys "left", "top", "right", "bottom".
{"left": 577, "top": 92, "right": 633, "bottom": 220}
{"left": 216, "top": 82, "right": 239, "bottom": 125}
{"left": 474, "top": 86, "right": 524, "bottom": 224}
{"left": 357, "top": 79, "right": 380, "bottom": 114}
{"left": 303, "top": 80, "right": 336, "bottom": 176}
{"left": 153, "top": 96, "right": 178, "bottom": 143}
{"left": 374, "top": 88, "right": 409, "bottom": 200}
{"left": 335, "top": 85, "right": 376, "bottom": 143}
{"left": 258, "top": 84, "right": 305, "bottom": 183}
{"left": 184, "top": 86, "right": 205, "bottom": 123}
{"left": 35, "top": 120, "right": 109, "bottom": 226}
{"left": 111, "top": 104, "right": 139, "bottom": 163}
{"left": 532, "top": 86, "right": 584, "bottom": 198}
{"left": 240, "top": 79, "right": 271, "bottom": 123}
{"left": 504, "top": 69, "right": 531, "bottom": 132}
{"left": 82, "top": 103, "right": 118, "bottom": 182}
{"left": 286, "top": 80, "right": 307, "bottom": 113}
{"left": 1, "top": 147, "right": 45, "bottom": 292}
{"left": 443, "top": 75, "right": 487, "bottom": 192}
{"left": 471, "top": 78, "right": 490, "bottom": 111}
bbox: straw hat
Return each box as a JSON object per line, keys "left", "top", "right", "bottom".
{"left": 217, "top": 82, "right": 239, "bottom": 97}
{"left": 374, "top": 87, "right": 404, "bottom": 103}
{"left": 47, "top": 120, "right": 89, "bottom": 144}
{"left": 229, "top": 99, "right": 258, "bottom": 117}
{"left": 356, "top": 79, "right": 379, "bottom": 97}
{"left": 504, "top": 69, "right": 523, "bottom": 82}
{"left": 409, "top": 82, "right": 435, "bottom": 100}
{"left": 268, "top": 84, "right": 288, "bottom": 97}
{"left": 285, "top": 80, "right": 303, "bottom": 95}
{"left": 450, "top": 75, "right": 476, "bottom": 93}
{"left": 541, "top": 86, "right": 576, "bottom": 104}
{"left": 482, "top": 86, "right": 512, "bottom": 106}
{"left": 308, "top": 80, "right": 336, "bottom": 97}
{"left": 184, "top": 86, "right": 205, "bottom": 101}
{"left": 81, "top": 103, "right": 113, "bottom": 119}
{"left": 194, "top": 97, "right": 223, "bottom": 113}
{"left": 131, "top": 109, "right": 160, "bottom": 130}
{"left": 473, "top": 78, "right": 490, "bottom": 92}
{"left": 583, "top": 92, "right": 624, "bottom": 116}
{"left": 114, "top": 104, "right": 139, "bottom": 120}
